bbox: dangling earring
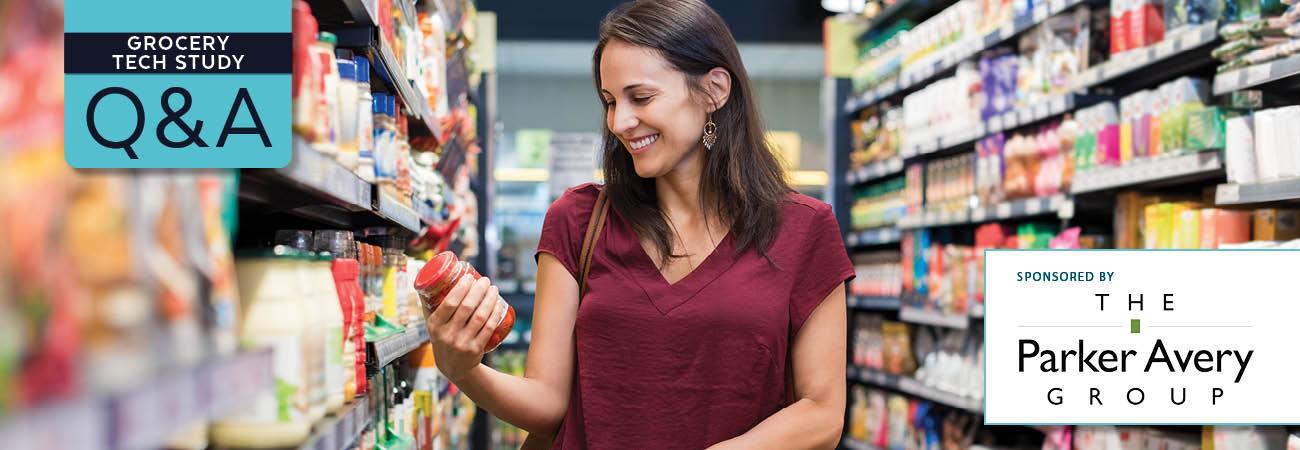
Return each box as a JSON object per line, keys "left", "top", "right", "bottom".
{"left": 702, "top": 114, "right": 718, "bottom": 150}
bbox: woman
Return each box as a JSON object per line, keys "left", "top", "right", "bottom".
{"left": 425, "top": 1, "right": 854, "bottom": 448}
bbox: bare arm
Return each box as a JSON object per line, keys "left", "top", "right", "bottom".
{"left": 426, "top": 253, "right": 579, "bottom": 434}
{"left": 706, "top": 284, "right": 848, "bottom": 450}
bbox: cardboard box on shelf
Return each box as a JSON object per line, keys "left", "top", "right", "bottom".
{"left": 1253, "top": 209, "right": 1300, "bottom": 241}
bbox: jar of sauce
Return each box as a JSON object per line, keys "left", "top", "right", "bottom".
{"left": 413, "top": 251, "right": 515, "bottom": 352}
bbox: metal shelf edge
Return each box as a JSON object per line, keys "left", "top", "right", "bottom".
{"left": 1071, "top": 149, "right": 1224, "bottom": 194}
{"left": 1215, "top": 177, "right": 1300, "bottom": 205}
{"left": 899, "top": 306, "right": 970, "bottom": 329}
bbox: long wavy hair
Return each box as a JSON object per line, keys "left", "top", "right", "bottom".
{"left": 593, "top": 0, "right": 791, "bottom": 265}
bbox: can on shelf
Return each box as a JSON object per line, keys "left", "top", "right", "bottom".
{"left": 413, "top": 251, "right": 515, "bottom": 352}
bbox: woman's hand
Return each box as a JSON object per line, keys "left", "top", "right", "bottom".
{"left": 426, "top": 274, "right": 506, "bottom": 383}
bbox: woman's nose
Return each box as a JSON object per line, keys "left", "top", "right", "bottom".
{"left": 610, "top": 104, "right": 638, "bottom": 135}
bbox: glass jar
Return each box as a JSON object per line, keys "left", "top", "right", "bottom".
{"left": 414, "top": 251, "right": 515, "bottom": 353}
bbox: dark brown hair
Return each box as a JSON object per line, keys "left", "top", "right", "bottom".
{"left": 593, "top": 0, "right": 791, "bottom": 265}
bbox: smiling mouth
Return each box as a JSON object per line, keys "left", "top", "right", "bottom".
{"left": 629, "top": 133, "right": 659, "bottom": 151}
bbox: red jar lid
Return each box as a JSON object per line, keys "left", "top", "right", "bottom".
{"left": 414, "top": 251, "right": 459, "bottom": 293}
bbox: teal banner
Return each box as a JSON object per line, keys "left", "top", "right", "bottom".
{"left": 64, "top": 0, "right": 292, "bottom": 168}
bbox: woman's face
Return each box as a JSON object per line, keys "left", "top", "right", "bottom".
{"left": 599, "top": 39, "right": 709, "bottom": 179}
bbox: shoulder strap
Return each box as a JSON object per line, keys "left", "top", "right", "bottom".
{"left": 577, "top": 186, "right": 610, "bottom": 300}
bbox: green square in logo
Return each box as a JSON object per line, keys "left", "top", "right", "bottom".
{"left": 1130, "top": 319, "right": 1140, "bottom": 334}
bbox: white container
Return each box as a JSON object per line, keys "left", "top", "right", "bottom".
{"left": 335, "top": 59, "right": 360, "bottom": 158}
{"left": 212, "top": 251, "right": 312, "bottom": 448}
{"left": 1254, "top": 109, "right": 1280, "bottom": 181}
{"left": 310, "top": 252, "right": 347, "bottom": 413}
{"left": 293, "top": 253, "right": 328, "bottom": 422}
{"left": 354, "top": 56, "right": 375, "bottom": 172}
{"left": 1225, "top": 115, "right": 1258, "bottom": 184}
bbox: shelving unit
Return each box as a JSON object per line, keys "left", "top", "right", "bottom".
{"left": 1070, "top": 22, "right": 1220, "bottom": 91}
{"left": 901, "top": 94, "right": 1084, "bottom": 159}
{"left": 847, "top": 296, "right": 902, "bottom": 311}
{"left": 1213, "top": 53, "right": 1300, "bottom": 95}
{"left": 0, "top": 350, "right": 272, "bottom": 450}
{"left": 845, "top": 157, "right": 904, "bottom": 185}
{"left": 298, "top": 398, "right": 371, "bottom": 450}
{"left": 845, "top": 227, "right": 902, "bottom": 247}
{"left": 242, "top": 137, "right": 434, "bottom": 234}
{"left": 1215, "top": 177, "right": 1300, "bottom": 205}
{"left": 847, "top": 367, "right": 984, "bottom": 413}
{"left": 1072, "top": 149, "right": 1225, "bottom": 194}
{"left": 369, "top": 326, "right": 432, "bottom": 369}
{"left": 830, "top": 1, "right": 1239, "bottom": 445}
{"left": 898, "top": 306, "right": 972, "bottom": 329}
{"left": 896, "top": 194, "right": 1070, "bottom": 229}
{"left": 845, "top": 0, "right": 1089, "bottom": 114}
{"left": 841, "top": 438, "right": 884, "bottom": 450}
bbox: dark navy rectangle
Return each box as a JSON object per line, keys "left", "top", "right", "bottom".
{"left": 64, "top": 33, "right": 291, "bottom": 74}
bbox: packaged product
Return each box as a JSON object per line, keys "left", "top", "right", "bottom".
{"left": 1254, "top": 209, "right": 1300, "bottom": 241}
{"left": 1224, "top": 115, "right": 1259, "bottom": 183}
{"left": 1184, "top": 106, "right": 1227, "bottom": 150}
{"left": 881, "top": 321, "right": 916, "bottom": 375}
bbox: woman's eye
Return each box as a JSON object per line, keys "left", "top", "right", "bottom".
{"left": 632, "top": 96, "right": 652, "bottom": 105}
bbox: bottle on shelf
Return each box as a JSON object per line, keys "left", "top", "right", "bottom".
{"left": 213, "top": 247, "right": 313, "bottom": 448}
{"left": 309, "top": 250, "right": 347, "bottom": 413}
{"left": 310, "top": 32, "right": 341, "bottom": 153}
{"left": 354, "top": 56, "right": 375, "bottom": 175}
{"left": 315, "top": 230, "right": 367, "bottom": 398}
{"left": 291, "top": 0, "right": 320, "bottom": 140}
{"left": 335, "top": 57, "right": 361, "bottom": 168}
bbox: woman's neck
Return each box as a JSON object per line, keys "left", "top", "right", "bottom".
{"left": 654, "top": 145, "right": 716, "bottom": 230}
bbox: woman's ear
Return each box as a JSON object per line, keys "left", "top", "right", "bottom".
{"left": 703, "top": 67, "right": 731, "bottom": 113}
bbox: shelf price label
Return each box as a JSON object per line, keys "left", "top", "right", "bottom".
{"left": 64, "top": 0, "right": 291, "bottom": 168}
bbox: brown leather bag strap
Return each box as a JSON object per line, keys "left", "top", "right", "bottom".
{"left": 519, "top": 187, "right": 608, "bottom": 450}
{"left": 577, "top": 186, "right": 610, "bottom": 300}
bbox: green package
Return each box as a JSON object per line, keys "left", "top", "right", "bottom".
{"left": 1185, "top": 106, "right": 1227, "bottom": 150}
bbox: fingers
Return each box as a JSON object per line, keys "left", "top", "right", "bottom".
{"left": 470, "top": 286, "right": 504, "bottom": 349}
{"left": 429, "top": 274, "right": 475, "bottom": 326}
{"left": 449, "top": 276, "right": 492, "bottom": 328}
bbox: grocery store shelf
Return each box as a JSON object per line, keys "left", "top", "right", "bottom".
{"left": 847, "top": 366, "right": 984, "bottom": 413}
{"left": 305, "top": 0, "right": 378, "bottom": 26}
{"left": 897, "top": 194, "right": 1070, "bottom": 230}
{"left": 298, "top": 398, "right": 370, "bottom": 450}
{"left": 1215, "top": 177, "right": 1300, "bottom": 206}
{"left": 0, "top": 350, "right": 272, "bottom": 450}
{"left": 334, "top": 27, "right": 440, "bottom": 139}
{"left": 271, "top": 137, "right": 374, "bottom": 212}
{"left": 845, "top": 157, "right": 904, "bottom": 185}
{"left": 846, "top": 227, "right": 901, "bottom": 248}
{"left": 416, "top": 200, "right": 444, "bottom": 225}
{"left": 845, "top": 0, "right": 1086, "bottom": 114}
{"left": 242, "top": 137, "right": 435, "bottom": 234}
{"left": 1213, "top": 53, "right": 1300, "bottom": 95}
{"left": 899, "top": 306, "right": 971, "bottom": 329}
{"left": 841, "top": 438, "right": 884, "bottom": 450}
{"left": 848, "top": 296, "right": 902, "bottom": 311}
{"left": 902, "top": 94, "right": 1079, "bottom": 158}
{"left": 372, "top": 34, "right": 439, "bottom": 137}
{"left": 368, "top": 326, "right": 430, "bottom": 369}
{"left": 970, "top": 194, "right": 1070, "bottom": 223}
{"left": 1071, "top": 22, "right": 1219, "bottom": 92}
{"left": 375, "top": 190, "right": 421, "bottom": 233}
{"left": 1071, "top": 149, "right": 1224, "bottom": 194}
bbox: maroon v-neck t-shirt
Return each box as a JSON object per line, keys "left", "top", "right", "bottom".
{"left": 535, "top": 183, "right": 855, "bottom": 449}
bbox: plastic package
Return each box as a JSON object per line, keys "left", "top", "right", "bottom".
{"left": 1225, "top": 115, "right": 1259, "bottom": 183}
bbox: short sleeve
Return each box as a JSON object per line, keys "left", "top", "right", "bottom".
{"left": 535, "top": 183, "right": 601, "bottom": 281}
{"left": 789, "top": 203, "right": 856, "bottom": 335}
